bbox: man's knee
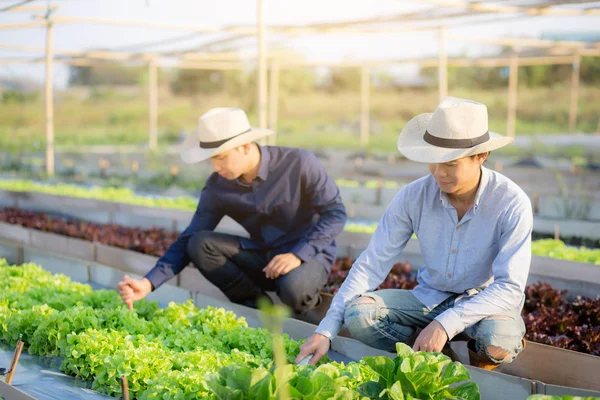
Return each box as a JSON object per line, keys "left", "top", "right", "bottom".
{"left": 349, "top": 297, "right": 376, "bottom": 306}
{"left": 486, "top": 345, "right": 510, "bottom": 362}
{"left": 187, "top": 231, "right": 208, "bottom": 256}
{"left": 343, "top": 297, "right": 378, "bottom": 343}
{"left": 186, "top": 231, "right": 222, "bottom": 270}
{"left": 470, "top": 314, "right": 525, "bottom": 364}
{"left": 277, "top": 279, "right": 318, "bottom": 314}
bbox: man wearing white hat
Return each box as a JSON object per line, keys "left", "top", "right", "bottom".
{"left": 117, "top": 108, "right": 347, "bottom": 314}
{"left": 296, "top": 97, "right": 533, "bottom": 370}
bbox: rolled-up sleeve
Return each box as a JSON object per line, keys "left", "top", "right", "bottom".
{"left": 435, "top": 197, "right": 533, "bottom": 339}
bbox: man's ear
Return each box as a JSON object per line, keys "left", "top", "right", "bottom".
{"left": 237, "top": 143, "right": 252, "bottom": 154}
{"left": 478, "top": 152, "right": 490, "bottom": 164}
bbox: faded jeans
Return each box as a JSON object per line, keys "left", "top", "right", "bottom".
{"left": 344, "top": 289, "right": 526, "bottom": 365}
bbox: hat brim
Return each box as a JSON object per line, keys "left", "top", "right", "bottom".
{"left": 180, "top": 127, "right": 274, "bottom": 164}
{"left": 397, "top": 113, "right": 513, "bottom": 163}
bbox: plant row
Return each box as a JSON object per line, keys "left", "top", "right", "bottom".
{"left": 0, "top": 260, "right": 481, "bottom": 400}
{"left": 1, "top": 204, "right": 599, "bottom": 264}
{"left": 0, "top": 208, "right": 598, "bottom": 356}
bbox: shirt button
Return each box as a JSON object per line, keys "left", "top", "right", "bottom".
{"left": 447, "top": 273, "right": 452, "bottom": 278}
{"left": 451, "top": 249, "right": 456, "bottom": 254}
{"left": 456, "top": 226, "right": 460, "bottom": 230}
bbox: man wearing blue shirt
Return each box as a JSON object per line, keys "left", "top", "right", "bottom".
{"left": 296, "top": 97, "right": 533, "bottom": 370}
{"left": 117, "top": 108, "right": 346, "bottom": 313}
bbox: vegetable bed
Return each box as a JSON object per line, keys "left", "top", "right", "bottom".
{"left": 0, "top": 260, "right": 482, "bottom": 400}
{"left": 1, "top": 207, "right": 599, "bottom": 264}
{"left": 325, "top": 259, "right": 600, "bottom": 356}
{"left": 0, "top": 208, "right": 598, "bottom": 357}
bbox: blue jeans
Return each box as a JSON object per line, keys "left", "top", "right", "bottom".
{"left": 344, "top": 289, "right": 525, "bottom": 364}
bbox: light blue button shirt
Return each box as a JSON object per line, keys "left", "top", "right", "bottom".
{"left": 316, "top": 166, "right": 533, "bottom": 340}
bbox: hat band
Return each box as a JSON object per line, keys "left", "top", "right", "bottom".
{"left": 199, "top": 128, "right": 251, "bottom": 149}
{"left": 423, "top": 130, "right": 489, "bottom": 149}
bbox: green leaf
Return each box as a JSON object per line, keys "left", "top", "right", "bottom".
{"left": 332, "top": 391, "right": 355, "bottom": 400}
{"left": 295, "top": 376, "right": 313, "bottom": 395}
{"left": 226, "top": 366, "right": 252, "bottom": 394}
{"left": 440, "top": 362, "right": 471, "bottom": 388}
{"left": 395, "top": 343, "right": 413, "bottom": 359}
{"left": 288, "top": 385, "right": 305, "bottom": 400}
{"left": 364, "top": 356, "right": 396, "bottom": 385}
{"left": 448, "top": 382, "right": 480, "bottom": 400}
{"left": 249, "top": 372, "right": 274, "bottom": 400}
{"left": 400, "top": 358, "right": 414, "bottom": 374}
{"left": 357, "top": 381, "right": 385, "bottom": 398}
{"left": 386, "top": 381, "right": 405, "bottom": 400}
{"left": 207, "top": 381, "right": 243, "bottom": 400}
{"left": 310, "top": 372, "right": 339, "bottom": 399}
{"left": 314, "top": 363, "right": 340, "bottom": 379}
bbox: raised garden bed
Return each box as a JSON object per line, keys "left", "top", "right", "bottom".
{"left": 0, "top": 260, "right": 483, "bottom": 400}
{"left": 0, "top": 207, "right": 597, "bottom": 358}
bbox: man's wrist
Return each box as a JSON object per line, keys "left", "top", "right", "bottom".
{"left": 315, "top": 331, "right": 332, "bottom": 343}
{"left": 142, "top": 278, "right": 154, "bottom": 293}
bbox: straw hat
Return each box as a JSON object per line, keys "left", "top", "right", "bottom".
{"left": 180, "top": 108, "right": 274, "bottom": 164}
{"left": 397, "top": 97, "right": 513, "bottom": 163}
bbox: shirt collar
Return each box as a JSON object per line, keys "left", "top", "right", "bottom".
{"left": 473, "top": 166, "right": 490, "bottom": 209}
{"left": 234, "top": 145, "right": 270, "bottom": 187}
{"left": 256, "top": 144, "right": 270, "bottom": 181}
{"left": 439, "top": 165, "right": 490, "bottom": 211}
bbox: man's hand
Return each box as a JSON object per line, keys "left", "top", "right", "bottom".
{"left": 412, "top": 320, "right": 449, "bottom": 352}
{"left": 263, "top": 253, "right": 302, "bottom": 279}
{"left": 294, "top": 333, "right": 331, "bottom": 365}
{"left": 117, "top": 275, "right": 153, "bottom": 310}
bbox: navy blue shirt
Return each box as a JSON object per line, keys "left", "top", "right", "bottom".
{"left": 145, "top": 145, "right": 347, "bottom": 290}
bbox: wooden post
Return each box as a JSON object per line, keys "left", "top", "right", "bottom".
{"left": 121, "top": 376, "right": 130, "bottom": 400}
{"left": 506, "top": 52, "right": 519, "bottom": 138}
{"left": 268, "top": 57, "right": 280, "bottom": 145}
{"left": 148, "top": 58, "right": 158, "bottom": 149}
{"left": 360, "top": 65, "right": 370, "bottom": 146}
{"left": 438, "top": 26, "right": 448, "bottom": 102}
{"left": 5, "top": 339, "right": 24, "bottom": 385}
{"left": 44, "top": 8, "right": 55, "bottom": 177}
{"left": 375, "top": 179, "right": 383, "bottom": 206}
{"left": 256, "top": 0, "right": 268, "bottom": 145}
{"left": 532, "top": 191, "right": 539, "bottom": 214}
{"left": 568, "top": 52, "right": 581, "bottom": 133}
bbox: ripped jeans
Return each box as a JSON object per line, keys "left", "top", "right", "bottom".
{"left": 344, "top": 289, "right": 526, "bottom": 365}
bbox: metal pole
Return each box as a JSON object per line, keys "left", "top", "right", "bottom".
{"left": 360, "top": 65, "right": 370, "bottom": 146}
{"left": 44, "top": 7, "right": 54, "bottom": 177}
{"left": 506, "top": 52, "right": 519, "bottom": 138}
{"left": 257, "top": 0, "right": 268, "bottom": 145}
{"left": 268, "top": 57, "right": 280, "bottom": 145}
{"left": 568, "top": 52, "right": 581, "bottom": 133}
{"left": 148, "top": 58, "right": 158, "bottom": 149}
{"left": 438, "top": 26, "right": 448, "bottom": 102}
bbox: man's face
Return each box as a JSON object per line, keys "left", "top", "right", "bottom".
{"left": 427, "top": 155, "right": 483, "bottom": 195}
{"left": 210, "top": 146, "right": 247, "bottom": 180}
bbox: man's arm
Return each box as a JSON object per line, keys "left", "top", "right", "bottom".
{"left": 315, "top": 188, "right": 415, "bottom": 340}
{"left": 144, "top": 186, "right": 224, "bottom": 290}
{"left": 435, "top": 199, "right": 533, "bottom": 340}
{"left": 289, "top": 152, "right": 347, "bottom": 262}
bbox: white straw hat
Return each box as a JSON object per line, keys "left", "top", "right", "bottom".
{"left": 180, "top": 107, "right": 274, "bottom": 164}
{"left": 397, "top": 97, "right": 513, "bottom": 163}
